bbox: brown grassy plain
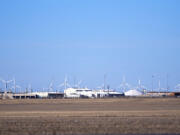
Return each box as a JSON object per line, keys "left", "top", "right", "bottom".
{"left": 0, "top": 98, "right": 180, "bottom": 135}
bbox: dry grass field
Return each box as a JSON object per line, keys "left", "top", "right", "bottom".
{"left": 0, "top": 98, "right": 180, "bottom": 135}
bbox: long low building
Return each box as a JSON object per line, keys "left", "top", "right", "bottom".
{"left": 64, "top": 88, "right": 95, "bottom": 98}
{"left": 146, "top": 91, "right": 180, "bottom": 97}
{"left": 13, "top": 92, "right": 64, "bottom": 99}
{"left": 64, "top": 88, "right": 124, "bottom": 98}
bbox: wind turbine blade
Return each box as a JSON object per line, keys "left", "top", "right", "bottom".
{"left": 16, "top": 85, "right": 21, "bottom": 89}
{"left": 67, "top": 83, "right": 71, "bottom": 88}
{"left": 1, "top": 79, "right": 6, "bottom": 83}
{"left": 58, "top": 83, "right": 64, "bottom": 87}
{"left": 49, "top": 81, "right": 53, "bottom": 89}
{"left": 7, "top": 80, "right": 13, "bottom": 83}
{"left": 78, "top": 80, "right": 82, "bottom": 85}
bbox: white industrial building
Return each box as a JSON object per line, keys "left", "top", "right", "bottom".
{"left": 124, "top": 89, "right": 143, "bottom": 96}
{"left": 64, "top": 88, "right": 94, "bottom": 98}
{"left": 64, "top": 88, "right": 124, "bottom": 98}
{"left": 30, "top": 92, "right": 48, "bottom": 98}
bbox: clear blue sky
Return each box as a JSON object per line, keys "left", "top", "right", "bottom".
{"left": 0, "top": 0, "right": 180, "bottom": 91}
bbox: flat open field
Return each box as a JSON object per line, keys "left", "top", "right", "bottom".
{"left": 0, "top": 98, "right": 180, "bottom": 135}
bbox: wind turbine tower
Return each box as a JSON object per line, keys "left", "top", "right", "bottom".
{"left": 58, "top": 76, "right": 71, "bottom": 91}
{"left": 158, "top": 80, "right": 161, "bottom": 92}
{"left": 0, "top": 78, "right": 13, "bottom": 93}
{"left": 104, "top": 74, "right": 107, "bottom": 90}
{"left": 13, "top": 78, "right": 16, "bottom": 93}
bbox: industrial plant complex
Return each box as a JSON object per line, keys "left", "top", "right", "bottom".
{"left": 0, "top": 76, "right": 180, "bottom": 99}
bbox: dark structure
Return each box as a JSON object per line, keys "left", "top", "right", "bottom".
{"left": 48, "top": 93, "right": 64, "bottom": 98}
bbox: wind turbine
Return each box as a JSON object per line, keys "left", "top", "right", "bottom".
{"left": 12, "top": 78, "right": 21, "bottom": 93}
{"left": 48, "top": 81, "right": 53, "bottom": 92}
{"left": 0, "top": 78, "right": 13, "bottom": 93}
{"left": 74, "top": 80, "right": 82, "bottom": 89}
{"left": 28, "top": 84, "right": 32, "bottom": 93}
{"left": 136, "top": 79, "right": 147, "bottom": 93}
{"left": 158, "top": 80, "right": 161, "bottom": 92}
{"left": 11, "top": 78, "right": 17, "bottom": 93}
{"left": 152, "top": 75, "right": 164, "bottom": 92}
{"left": 97, "top": 74, "right": 107, "bottom": 90}
{"left": 58, "top": 76, "right": 71, "bottom": 90}
{"left": 15, "top": 85, "right": 22, "bottom": 93}
{"left": 13, "top": 78, "right": 16, "bottom": 93}
{"left": 136, "top": 79, "right": 141, "bottom": 90}
{"left": 104, "top": 74, "right": 107, "bottom": 90}
{"left": 11, "top": 78, "right": 23, "bottom": 94}
{"left": 118, "top": 76, "right": 131, "bottom": 92}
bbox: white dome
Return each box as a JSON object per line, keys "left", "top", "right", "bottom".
{"left": 124, "top": 89, "right": 142, "bottom": 96}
